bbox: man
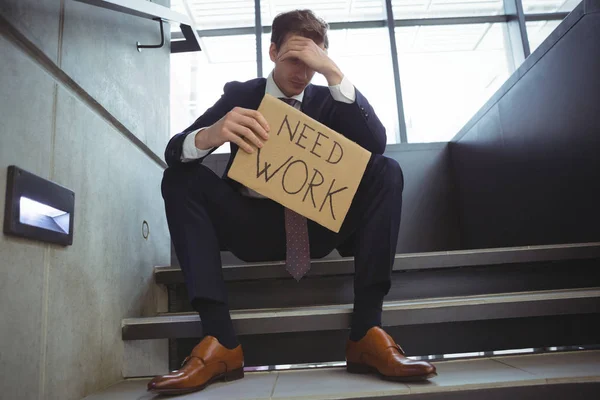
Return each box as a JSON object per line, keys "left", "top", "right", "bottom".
{"left": 150, "top": 9, "right": 437, "bottom": 395}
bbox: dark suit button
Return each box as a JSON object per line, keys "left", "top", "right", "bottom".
{"left": 365, "top": 112, "right": 369, "bottom": 118}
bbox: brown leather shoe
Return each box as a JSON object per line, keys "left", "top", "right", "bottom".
{"left": 346, "top": 327, "right": 437, "bottom": 382}
{"left": 147, "top": 336, "right": 244, "bottom": 395}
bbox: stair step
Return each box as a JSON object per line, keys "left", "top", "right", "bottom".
{"left": 122, "top": 288, "right": 600, "bottom": 340}
{"left": 167, "top": 258, "right": 600, "bottom": 312}
{"left": 154, "top": 242, "right": 600, "bottom": 284}
{"left": 85, "top": 350, "right": 600, "bottom": 400}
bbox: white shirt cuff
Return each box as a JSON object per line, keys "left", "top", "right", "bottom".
{"left": 328, "top": 75, "right": 356, "bottom": 104}
{"left": 181, "top": 128, "right": 213, "bottom": 162}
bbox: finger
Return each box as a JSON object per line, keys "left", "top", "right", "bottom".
{"left": 240, "top": 115, "right": 268, "bottom": 140}
{"left": 280, "top": 50, "right": 313, "bottom": 68}
{"left": 281, "top": 44, "right": 305, "bottom": 54}
{"left": 277, "top": 46, "right": 290, "bottom": 59}
{"left": 226, "top": 131, "right": 255, "bottom": 154}
{"left": 231, "top": 123, "right": 264, "bottom": 149}
{"left": 277, "top": 41, "right": 290, "bottom": 54}
{"left": 278, "top": 49, "right": 301, "bottom": 62}
{"left": 279, "top": 42, "right": 306, "bottom": 53}
{"left": 236, "top": 113, "right": 266, "bottom": 136}
{"left": 253, "top": 112, "right": 271, "bottom": 137}
{"left": 287, "top": 36, "right": 311, "bottom": 45}
{"left": 233, "top": 111, "right": 269, "bottom": 140}
{"left": 282, "top": 38, "right": 308, "bottom": 47}
{"left": 288, "top": 38, "right": 317, "bottom": 51}
{"left": 236, "top": 109, "right": 270, "bottom": 137}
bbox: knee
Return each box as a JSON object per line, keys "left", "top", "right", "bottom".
{"left": 161, "top": 166, "right": 195, "bottom": 201}
{"left": 374, "top": 155, "right": 404, "bottom": 191}
{"left": 161, "top": 164, "right": 215, "bottom": 201}
{"left": 161, "top": 167, "right": 181, "bottom": 200}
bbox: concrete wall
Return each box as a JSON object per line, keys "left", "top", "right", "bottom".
{"left": 386, "top": 143, "right": 461, "bottom": 254}
{"left": 0, "top": 1, "right": 171, "bottom": 399}
{"left": 449, "top": 4, "right": 600, "bottom": 249}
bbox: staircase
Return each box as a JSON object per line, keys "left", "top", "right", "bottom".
{"left": 121, "top": 243, "right": 600, "bottom": 372}
{"left": 85, "top": 242, "right": 600, "bottom": 399}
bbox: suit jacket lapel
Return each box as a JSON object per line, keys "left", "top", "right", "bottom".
{"left": 300, "top": 84, "right": 317, "bottom": 120}
{"left": 248, "top": 80, "right": 267, "bottom": 110}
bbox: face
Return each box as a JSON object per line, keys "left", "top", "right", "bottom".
{"left": 269, "top": 34, "right": 326, "bottom": 97}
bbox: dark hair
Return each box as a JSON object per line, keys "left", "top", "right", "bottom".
{"left": 271, "top": 9, "right": 329, "bottom": 50}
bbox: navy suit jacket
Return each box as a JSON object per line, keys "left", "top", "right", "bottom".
{"left": 165, "top": 78, "right": 387, "bottom": 178}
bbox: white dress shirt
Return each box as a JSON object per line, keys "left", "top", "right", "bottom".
{"left": 181, "top": 71, "right": 357, "bottom": 198}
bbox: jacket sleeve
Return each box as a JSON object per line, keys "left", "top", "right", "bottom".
{"left": 327, "top": 88, "right": 387, "bottom": 155}
{"left": 164, "top": 85, "right": 234, "bottom": 167}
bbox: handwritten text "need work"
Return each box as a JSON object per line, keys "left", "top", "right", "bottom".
{"left": 255, "top": 114, "right": 349, "bottom": 221}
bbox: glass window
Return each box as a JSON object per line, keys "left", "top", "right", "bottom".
{"left": 392, "top": 0, "right": 504, "bottom": 19}
{"left": 526, "top": 20, "right": 561, "bottom": 52}
{"left": 396, "top": 23, "right": 510, "bottom": 143}
{"left": 262, "top": 28, "right": 400, "bottom": 143}
{"left": 521, "top": 0, "right": 581, "bottom": 14}
{"left": 170, "top": 35, "right": 257, "bottom": 153}
{"left": 261, "top": 0, "right": 386, "bottom": 26}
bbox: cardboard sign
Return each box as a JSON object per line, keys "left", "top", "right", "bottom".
{"left": 227, "top": 94, "right": 371, "bottom": 232}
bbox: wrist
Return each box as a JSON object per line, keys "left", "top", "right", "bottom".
{"left": 324, "top": 64, "right": 343, "bottom": 86}
{"left": 194, "top": 127, "right": 213, "bottom": 150}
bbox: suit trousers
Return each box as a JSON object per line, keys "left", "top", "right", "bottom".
{"left": 161, "top": 153, "right": 404, "bottom": 312}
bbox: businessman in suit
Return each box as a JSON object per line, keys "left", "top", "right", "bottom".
{"left": 149, "top": 9, "right": 436, "bottom": 395}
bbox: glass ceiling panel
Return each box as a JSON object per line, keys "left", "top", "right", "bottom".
{"left": 392, "top": 0, "right": 505, "bottom": 19}
{"left": 183, "top": 0, "right": 257, "bottom": 29}
{"left": 261, "top": 0, "right": 387, "bottom": 26}
{"left": 521, "top": 0, "right": 581, "bottom": 14}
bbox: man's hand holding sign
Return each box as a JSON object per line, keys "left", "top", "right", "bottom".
{"left": 228, "top": 94, "right": 371, "bottom": 232}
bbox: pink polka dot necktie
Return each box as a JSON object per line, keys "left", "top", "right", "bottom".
{"left": 279, "top": 97, "right": 311, "bottom": 281}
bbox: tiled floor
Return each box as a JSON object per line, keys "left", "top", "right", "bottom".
{"left": 84, "top": 350, "right": 600, "bottom": 400}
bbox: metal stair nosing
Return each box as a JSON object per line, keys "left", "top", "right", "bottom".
{"left": 154, "top": 242, "right": 600, "bottom": 284}
{"left": 122, "top": 287, "right": 600, "bottom": 340}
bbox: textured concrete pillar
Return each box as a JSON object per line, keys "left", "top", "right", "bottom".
{"left": 1, "top": 1, "right": 171, "bottom": 398}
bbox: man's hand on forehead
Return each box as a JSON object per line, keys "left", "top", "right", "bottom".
{"left": 278, "top": 35, "right": 343, "bottom": 84}
{"left": 282, "top": 35, "right": 326, "bottom": 51}
{"left": 278, "top": 36, "right": 327, "bottom": 67}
